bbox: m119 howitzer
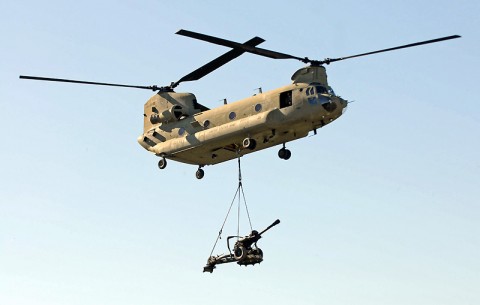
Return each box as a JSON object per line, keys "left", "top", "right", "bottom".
{"left": 203, "top": 219, "right": 280, "bottom": 273}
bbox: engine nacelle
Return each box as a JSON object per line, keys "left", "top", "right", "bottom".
{"left": 143, "top": 92, "right": 205, "bottom": 132}
{"left": 150, "top": 105, "right": 185, "bottom": 124}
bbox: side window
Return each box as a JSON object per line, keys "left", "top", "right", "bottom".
{"left": 306, "top": 87, "right": 314, "bottom": 96}
{"left": 280, "top": 90, "right": 293, "bottom": 108}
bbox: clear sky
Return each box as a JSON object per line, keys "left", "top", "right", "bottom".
{"left": 1, "top": 1, "right": 479, "bottom": 304}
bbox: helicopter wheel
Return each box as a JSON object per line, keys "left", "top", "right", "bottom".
{"left": 196, "top": 168, "right": 205, "bottom": 179}
{"left": 158, "top": 158, "right": 167, "bottom": 169}
{"left": 278, "top": 148, "right": 291, "bottom": 160}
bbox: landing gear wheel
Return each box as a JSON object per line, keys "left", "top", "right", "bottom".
{"left": 196, "top": 168, "right": 205, "bottom": 179}
{"left": 158, "top": 158, "right": 167, "bottom": 169}
{"left": 278, "top": 148, "right": 292, "bottom": 160}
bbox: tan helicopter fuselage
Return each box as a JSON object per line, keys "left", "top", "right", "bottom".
{"left": 137, "top": 66, "right": 348, "bottom": 166}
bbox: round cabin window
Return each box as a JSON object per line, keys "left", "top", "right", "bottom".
{"left": 203, "top": 120, "right": 210, "bottom": 128}
{"left": 229, "top": 112, "right": 236, "bottom": 120}
{"left": 254, "top": 104, "right": 262, "bottom": 112}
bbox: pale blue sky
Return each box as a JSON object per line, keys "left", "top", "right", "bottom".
{"left": 1, "top": 1, "right": 479, "bottom": 305}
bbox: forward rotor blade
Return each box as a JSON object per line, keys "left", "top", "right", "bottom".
{"left": 19, "top": 75, "right": 162, "bottom": 91}
{"left": 320, "top": 35, "right": 461, "bottom": 64}
{"left": 172, "top": 36, "right": 265, "bottom": 88}
{"left": 176, "top": 29, "right": 306, "bottom": 62}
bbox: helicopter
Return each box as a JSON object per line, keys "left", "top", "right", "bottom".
{"left": 20, "top": 30, "right": 460, "bottom": 179}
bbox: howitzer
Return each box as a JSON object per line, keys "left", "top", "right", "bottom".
{"left": 203, "top": 219, "right": 280, "bottom": 273}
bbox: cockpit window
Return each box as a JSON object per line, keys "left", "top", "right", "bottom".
{"left": 315, "top": 85, "right": 328, "bottom": 94}
{"left": 322, "top": 99, "right": 337, "bottom": 112}
{"left": 306, "top": 84, "right": 330, "bottom": 96}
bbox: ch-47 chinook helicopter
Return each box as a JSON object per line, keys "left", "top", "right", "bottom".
{"left": 20, "top": 30, "right": 460, "bottom": 179}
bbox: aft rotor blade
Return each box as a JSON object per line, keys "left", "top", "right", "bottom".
{"left": 320, "top": 35, "right": 461, "bottom": 64}
{"left": 19, "top": 75, "right": 162, "bottom": 91}
{"left": 176, "top": 29, "right": 306, "bottom": 62}
{"left": 172, "top": 36, "right": 265, "bottom": 88}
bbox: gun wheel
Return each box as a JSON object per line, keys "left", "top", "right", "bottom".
{"left": 234, "top": 246, "right": 247, "bottom": 261}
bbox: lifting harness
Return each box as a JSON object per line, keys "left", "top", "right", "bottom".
{"left": 203, "top": 156, "right": 280, "bottom": 273}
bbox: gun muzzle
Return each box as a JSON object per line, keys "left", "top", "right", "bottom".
{"left": 259, "top": 219, "right": 280, "bottom": 236}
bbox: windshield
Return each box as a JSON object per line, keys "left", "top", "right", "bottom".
{"left": 306, "top": 85, "right": 338, "bottom": 112}
{"left": 307, "top": 83, "right": 335, "bottom": 96}
{"left": 315, "top": 85, "right": 328, "bottom": 94}
{"left": 328, "top": 87, "right": 335, "bottom": 96}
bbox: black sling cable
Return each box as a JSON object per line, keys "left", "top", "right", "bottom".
{"left": 208, "top": 185, "right": 240, "bottom": 257}
{"left": 237, "top": 157, "right": 242, "bottom": 239}
{"left": 237, "top": 182, "right": 241, "bottom": 239}
{"left": 238, "top": 157, "right": 253, "bottom": 233}
{"left": 208, "top": 156, "right": 253, "bottom": 257}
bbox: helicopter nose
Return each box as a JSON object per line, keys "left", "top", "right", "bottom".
{"left": 339, "top": 98, "right": 348, "bottom": 114}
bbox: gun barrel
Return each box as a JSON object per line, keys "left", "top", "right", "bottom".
{"left": 259, "top": 219, "right": 280, "bottom": 236}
